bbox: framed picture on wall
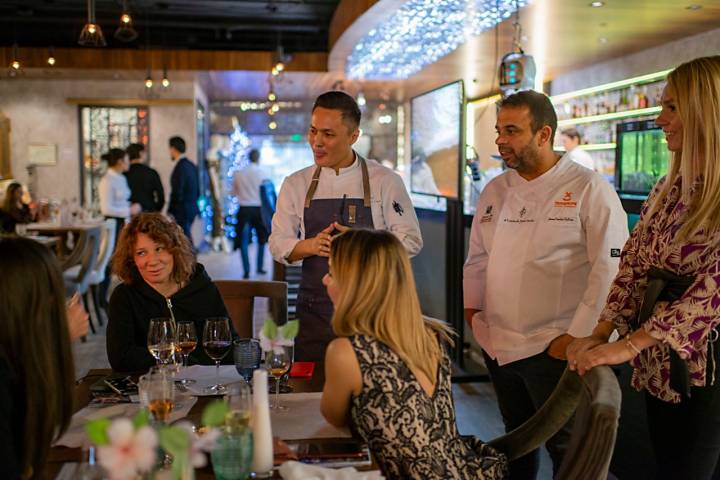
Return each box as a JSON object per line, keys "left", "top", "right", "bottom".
{"left": 28, "top": 144, "right": 57, "bottom": 166}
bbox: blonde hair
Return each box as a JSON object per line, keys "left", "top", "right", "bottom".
{"left": 329, "top": 229, "right": 453, "bottom": 382}
{"left": 646, "top": 56, "right": 720, "bottom": 239}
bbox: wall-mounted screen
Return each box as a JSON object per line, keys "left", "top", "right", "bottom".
{"left": 410, "top": 80, "right": 464, "bottom": 199}
{"left": 615, "top": 119, "right": 669, "bottom": 195}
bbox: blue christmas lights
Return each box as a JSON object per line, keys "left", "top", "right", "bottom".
{"left": 346, "top": 0, "right": 529, "bottom": 80}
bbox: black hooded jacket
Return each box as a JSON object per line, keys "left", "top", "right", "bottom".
{"left": 107, "top": 263, "right": 233, "bottom": 372}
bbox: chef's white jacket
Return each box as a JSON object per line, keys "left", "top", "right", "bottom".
{"left": 463, "top": 155, "right": 628, "bottom": 365}
{"left": 269, "top": 154, "right": 422, "bottom": 265}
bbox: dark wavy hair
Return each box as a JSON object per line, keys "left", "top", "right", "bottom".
{"left": 111, "top": 213, "right": 196, "bottom": 285}
{"left": 2, "top": 182, "right": 22, "bottom": 212}
{"left": 0, "top": 237, "right": 75, "bottom": 478}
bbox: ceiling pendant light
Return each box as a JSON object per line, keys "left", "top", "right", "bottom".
{"left": 8, "top": 44, "right": 21, "bottom": 76}
{"left": 161, "top": 66, "right": 170, "bottom": 88}
{"left": 115, "top": 0, "right": 138, "bottom": 42}
{"left": 47, "top": 46, "right": 56, "bottom": 66}
{"left": 78, "top": 0, "right": 106, "bottom": 47}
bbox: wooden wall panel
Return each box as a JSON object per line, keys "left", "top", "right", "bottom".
{"left": 0, "top": 48, "right": 328, "bottom": 72}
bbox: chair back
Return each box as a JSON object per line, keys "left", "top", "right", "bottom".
{"left": 215, "top": 280, "right": 288, "bottom": 338}
{"left": 68, "top": 225, "right": 102, "bottom": 293}
{"left": 488, "top": 366, "right": 620, "bottom": 480}
{"left": 92, "top": 219, "right": 117, "bottom": 279}
{"left": 555, "top": 366, "right": 621, "bottom": 480}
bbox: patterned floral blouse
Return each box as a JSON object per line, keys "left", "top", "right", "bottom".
{"left": 599, "top": 175, "right": 720, "bottom": 403}
{"left": 348, "top": 334, "right": 507, "bottom": 479}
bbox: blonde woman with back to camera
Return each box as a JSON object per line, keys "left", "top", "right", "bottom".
{"left": 567, "top": 56, "right": 720, "bottom": 479}
{"left": 320, "top": 229, "right": 507, "bottom": 479}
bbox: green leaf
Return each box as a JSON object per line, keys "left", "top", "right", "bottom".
{"left": 132, "top": 409, "right": 150, "bottom": 429}
{"left": 158, "top": 425, "right": 190, "bottom": 455}
{"left": 262, "top": 318, "right": 278, "bottom": 340}
{"left": 85, "top": 418, "right": 111, "bottom": 445}
{"left": 280, "top": 320, "right": 299, "bottom": 340}
{"left": 201, "top": 400, "right": 229, "bottom": 427}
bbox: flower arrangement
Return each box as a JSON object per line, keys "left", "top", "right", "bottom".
{"left": 85, "top": 400, "right": 230, "bottom": 480}
{"left": 258, "top": 318, "right": 299, "bottom": 353}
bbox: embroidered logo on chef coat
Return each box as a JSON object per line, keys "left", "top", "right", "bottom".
{"left": 480, "top": 205, "right": 494, "bottom": 223}
{"left": 503, "top": 206, "right": 535, "bottom": 223}
{"left": 519, "top": 207, "right": 527, "bottom": 218}
{"left": 392, "top": 201, "right": 404, "bottom": 216}
{"left": 554, "top": 191, "right": 578, "bottom": 208}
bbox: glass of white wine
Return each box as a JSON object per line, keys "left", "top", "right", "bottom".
{"left": 147, "top": 371, "right": 175, "bottom": 424}
{"left": 175, "top": 321, "right": 198, "bottom": 386}
{"left": 224, "top": 382, "right": 252, "bottom": 433}
{"left": 266, "top": 346, "right": 292, "bottom": 411}
{"left": 147, "top": 318, "right": 176, "bottom": 366}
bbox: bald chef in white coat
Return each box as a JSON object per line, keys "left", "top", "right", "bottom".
{"left": 463, "top": 90, "right": 628, "bottom": 480}
{"left": 270, "top": 91, "right": 422, "bottom": 362}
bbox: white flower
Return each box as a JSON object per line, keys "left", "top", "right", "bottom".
{"left": 258, "top": 330, "right": 294, "bottom": 354}
{"left": 174, "top": 421, "right": 221, "bottom": 468}
{"left": 97, "top": 418, "right": 158, "bottom": 480}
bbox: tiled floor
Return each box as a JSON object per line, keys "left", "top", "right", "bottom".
{"left": 73, "top": 244, "right": 552, "bottom": 479}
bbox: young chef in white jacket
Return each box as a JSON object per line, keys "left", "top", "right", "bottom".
{"left": 269, "top": 91, "right": 422, "bottom": 362}
{"left": 463, "top": 90, "right": 628, "bottom": 479}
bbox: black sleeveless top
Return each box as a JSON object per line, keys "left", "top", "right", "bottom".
{"left": 349, "top": 335, "right": 507, "bottom": 479}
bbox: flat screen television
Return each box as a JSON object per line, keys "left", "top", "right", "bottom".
{"left": 615, "top": 119, "right": 669, "bottom": 195}
{"left": 410, "top": 80, "right": 464, "bottom": 199}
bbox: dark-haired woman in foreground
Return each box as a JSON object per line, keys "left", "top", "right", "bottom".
{"left": 0, "top": 237, "right": 75, "bottom": 479}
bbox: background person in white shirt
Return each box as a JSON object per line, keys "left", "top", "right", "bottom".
{"left": 231, "top": 148, "right": 271, "bottom": 278}
{"left": 560, "top": 127, "right": 595, "bottom": 171}
{"left": 97, "top": 148, "right": 141, "bottom": 307}
{"left": 269, "top": 91, "right": 422, "bottom": 361}
{"left": 463, "top": 90, "right": 628, "bottom": 480}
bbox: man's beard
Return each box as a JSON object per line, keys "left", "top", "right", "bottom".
{"left": 503, "top": 142, "right": 539, "bottom": 174}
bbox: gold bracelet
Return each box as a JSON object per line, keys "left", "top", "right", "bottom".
{"left": 626, "top": 337, "right": 642, "bottom": 357}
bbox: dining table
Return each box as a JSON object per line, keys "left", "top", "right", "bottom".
{"left": 46, "top": 363, "right": 367, "bottom": 479}
{"left": 25, "top": 221, "right": 104, "bottom": 270}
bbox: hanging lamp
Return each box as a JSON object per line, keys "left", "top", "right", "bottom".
{"left": 78, "top": 0, "right": 106, "bottom": 47}
{"left": 114, "top": 0, "right": 138, "bottom": 42}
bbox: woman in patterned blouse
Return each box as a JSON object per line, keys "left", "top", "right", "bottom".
{"left": 567, "top": 56, "right": 720, "bottom": 479}
{"left": 320, "top": 229, "right": 507, "bottom": 479}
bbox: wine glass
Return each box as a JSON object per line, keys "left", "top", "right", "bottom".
{"left": 146, "top": 370, "right": 175, "bottom": 424}
{"left": 266, "top": 346, "right": 292, "bottom": 411}
{"left": 224, "top": 382, "right": 252, "bottom": 433}
{"left": 175, "top": 321, "right": 197, "bottom": 386}
{"left": 203, "top": 317, "right": 232, "bottom": 394}
{"left": 147, "top": 318, "right": 176, "bottom": 366}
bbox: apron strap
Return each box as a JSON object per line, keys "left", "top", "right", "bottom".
{"left": 303, "top": 167, "right": 322, "bottom": 209}
{"left": 303, "top": 153, "right": 372, "bottom": 209}
{"left": 360, "top": 156, "right": 371, "bottom": 208}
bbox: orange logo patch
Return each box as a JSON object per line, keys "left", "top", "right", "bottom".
{"left": 555, "top": 191, "right": 577, "bottom": 208}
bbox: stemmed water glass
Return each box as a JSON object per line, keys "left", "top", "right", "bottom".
{"left": 266, "top": 346, "right": 292, "bottom": 411}
{"left": 147, "top": 318, "right": 176, "bottom": 366}
{"left": 175, "top": 321, "right": 198, "bottom": 386}
{"left": 203, "top": 317, "right": 232, "bottom": 394}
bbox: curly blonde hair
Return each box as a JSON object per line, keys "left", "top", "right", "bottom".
{"left": 111, "top": 213, "right": 196, "bottom": 284}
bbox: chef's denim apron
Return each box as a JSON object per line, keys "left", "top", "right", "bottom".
{"left": 294, "top": 156, "right": 374, "bottom": 362}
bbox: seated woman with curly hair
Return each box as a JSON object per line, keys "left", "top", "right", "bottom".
{"left": 107, "top": 213, "right": 232, "bottom": 372}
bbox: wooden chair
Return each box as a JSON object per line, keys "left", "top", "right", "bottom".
{"left": 215, "top": 280, "right": 288, "bottom": 338}
{"left": 488, "top": 366, "right": 621, "bottom": 480}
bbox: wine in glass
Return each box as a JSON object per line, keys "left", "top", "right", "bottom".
{"left": 266, "top": 346, "right": 292, "bottom": 410}
{"left": 224, "top": 382, "right": 252, "bottom": 433}
{"left": 147, "top": 371, "right": 175, "bottom": 424}
{"left": 203, "top": 317, "right": 232, "bottom": 394}
{"left": 175, "top": 321, "right": 198, "bottom": 385}
{"left": 147, "top": 318, "right": 176, "bottom": 365}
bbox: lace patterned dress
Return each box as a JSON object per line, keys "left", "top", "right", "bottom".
{"left": 349, "top": 334, "right": 507, "bottom": 479}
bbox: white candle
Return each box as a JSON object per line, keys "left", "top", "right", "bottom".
{"left": 251, "top": 369, "right": 274, "bottom": 475}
